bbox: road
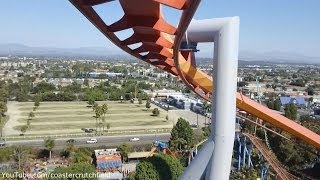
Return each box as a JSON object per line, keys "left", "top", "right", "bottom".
{"left": 4, "top": 133, "right": 171, "bottom": 149}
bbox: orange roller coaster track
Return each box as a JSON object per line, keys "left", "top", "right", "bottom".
{"left": 70, "top": 0, "right": 320, "bottom": 149}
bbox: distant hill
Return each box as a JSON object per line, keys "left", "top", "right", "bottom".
{"left": 0, "top": 43, "right": 126, "bottom": 58}
{"left": 0, "top": 43, "right": 318, "bottom": 64}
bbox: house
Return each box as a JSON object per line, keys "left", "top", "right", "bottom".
{"left": 280, "top": 96, "right": 306, "bottom": 107}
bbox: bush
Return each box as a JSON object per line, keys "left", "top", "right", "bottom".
{"left": 152, "top": 108, "right": 160, "bottom": 116}
{"left": 135, "top": 154, "right": 183, "bottom": 180}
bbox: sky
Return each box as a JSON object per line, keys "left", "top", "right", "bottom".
{"left": 1, "top": 0, "right": 320, "bottom": 58}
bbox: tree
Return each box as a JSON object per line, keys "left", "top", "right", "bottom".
{"left": 94, "top": 106, "right": 103, "bottom": 133}
{"left": 169, "top": 118, "right": 194, "bottom": 150}
{"left": 98, "top": 73, "right": 107, "bottom": 79}
{"left": 117, "top": 143, "right": 132, "bottom": 162}
{"left": 87, "top": 96, "right": 95, "bottom": 107}
{"left": 28, "top": 112, "right": 35, "bottom": 120}
{"left": 20, "top": 125, "right": 28, "bottom": 135}
{"left": 0, "top": 102, "right": 7, "bottom": 116}
{"left": 83, "top": 78, "right": 89, "bottom": 87}
{"left": 238, "top": 81, "right": 248, "bottom": 87}
{"left": 62, "top": 141, "right": 77, "bottom": 158}
{"left": 48, "top": 163, "right": 97, "bottom": 180}
{"left": 135, "top": 154, "right": 184, "bottom": 180}
{"left": 309, "top": 97, "right": 314, "bottom": 103}
{"left": 71, "top": 148, "right": 92, "bottom": 163}
{"left": 284, "top": 103, "right": 297, "bottom": 120}
{"left": 101, "top": 116, "right": 106, "bottom": 134}
{"left": 26, "top": 119, "right": 31, "bottom": 127}
{"left": 266, "top": 84, "right": 271, "bottom": 88}
{"left": 32, "top": 82, "right": 56, "bottom": 93}
{"left": 138, "top": 97, "right": 143, "bottom": 104}
{"left": 266, "top": 99, "right": 281, "bottom": 111}
{"left": 306, "top": 87, "right": 315, "bottom": 96}
{"left": 274, "top": 99, "right": 281, "bottom": 111}
{"left": 12, "top": 146, "right": 30, "bottom": 170}
{"left": 152, "top": 108, "right": 160, "bottom": 116}
{"left": 230, "top": 167, "right": 259, "bottom": 180}
{"left": 106, "top": 123, "right": 111, "bottom": 133}
{"left": 44, "top": 137, "right": 55, "bottom": 159}
{"left": 146, "top": 101, "right": 151, "bottom": 110}
{"left": 101, "top": 103, "right": 108, "bottom": 117}
{"left": 34, "top": 99, "right": 40, "bottom": 108}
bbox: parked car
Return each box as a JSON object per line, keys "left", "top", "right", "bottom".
{"left": 129, "top": 137, "right": 140, "bottom": 142}
{"left": 66, "top": 139, "right": 76, "bottom": 143}
{"left": 81, "top": 128, "right": 95, "bottom": 133}
{"left": 86, "top": 138, "right": 98, "bottom": 144}
{"left": 0, "top": 140, "right": 6, "bottom": 147}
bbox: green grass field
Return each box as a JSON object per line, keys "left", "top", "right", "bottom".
{"left": 12, "top": 101, "right": 172, "bottom": 135}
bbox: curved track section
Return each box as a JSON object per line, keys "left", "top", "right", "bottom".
{"left": 243, "top": 133, "right": 299, "bottom": 180}
{"left": 70, "top": 0, "right": 320, "bottom": 149}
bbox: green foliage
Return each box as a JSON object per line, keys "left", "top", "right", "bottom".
{"left": 289, "top": 79, "right": 305, "bottom": 87}
{"left": 28, "top": 112, "right": 35, "bottom": 119}
{"left": 47, "top": 163, "right": 97, "bottom": 180}
{"left": 34, "top": 95, "right": 41, "bottom": 107}
{"left": 238, "top": 81, "right": 248, "bottom": 87}
{"left": 72, "top": 148, "right": 92, "bottom": 163}
{"left": 83, "top": 78, "right": 89, "bottom": 87}
{"left": 268, "top": 131, "right": 317, "bottom": 171}
{"left": 117, "top": 143, "right": 132, "bottom": 162}
{"left": 230, "top": 167, "right": 259, "bottom": 180}
{"left": 138, "top": 97, "right": 142, "bottom": 104}
{"left": 170, "top": 118, "right": 194, "bottom": 150}
{"left": 152, "top": 108, "right": 160, "bottom": 116}
{"left": 135, "top": 154, "right": 183, "bottom": 180}
{"left": 146, "top": 101, "right": 151, "bottom": 109}
{"left": 305, "top": 87, "right": 315, "bottom": 95}
{"left": 20, "top": 125, "right": 28, "bottom": 135}
{"left": 32, "top": 82, "right": 56, "bottom": 93}
{"left": 40, "top": 92, "right": 76, "bottom": 101}
{"left": 0, "top": 102, "right": 7, "bottom": 116}
{"left": 85, "top": 88, "right": 105, "bottom": 102}
{"left": 44, "top": 137, "right": 55, "bottom": 159}
{"left": 284, "top": 103, "right": 297, "bottom": 120}
{"left": 62, "top": 82, "right": 82, "bottom": 93}
{"left": 202, "top": 126, "right": 211, "bottom": 138}
{"left": 12, "top": 146, "right": 34, "bottom": 170}
{"left": 266, "top": 98, "right": 281, "bottom": 111}
{"left": 0, "top": 146, "right": 14, "bottom": 163}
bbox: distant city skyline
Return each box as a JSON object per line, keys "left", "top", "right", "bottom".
{"left": 1, "top": 0, "right": 320, "bottom": 58}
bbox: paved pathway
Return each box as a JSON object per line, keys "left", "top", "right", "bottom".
{"left": 3, "top": 101, "right": 23, "bottom": 136}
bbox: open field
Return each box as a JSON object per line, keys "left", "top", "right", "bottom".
{"left": 4, "top": 101, "right": 172, "bottom": 136}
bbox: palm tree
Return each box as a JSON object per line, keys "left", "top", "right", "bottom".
{"left": 94, "top": 106, "right": 103, "bottom": 133}
{"left": 146, "top": 101, "right": 151, "bottom": 110}
{"left": 28, "top": 112, "right": 35, "bottom": 120}
{"left": 92, "top": 102, "right": 98, "bottom": 111}
{"left": 26, "top": 119, "right": 31, "bottom": 127}
{"left": 44, "top": 137, "right": 55, "bottom": 159}
{"left": 101, "top": 116, "right": 106, "bottom": 134}
{"left": 98, "top": 122, "right": 103, "bottom": 135}
{"left": 101, "top": 103, "right": 108, "bottom": 117}
{"left": 20, "top": 125, "right": 28, "bottom": 136}
{"left": 106, "top": 123, "right": 111, "bottom": 133}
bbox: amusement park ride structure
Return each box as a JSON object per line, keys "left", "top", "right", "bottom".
{"left": 70, "top": 0, "right": 320, "bottom": 179}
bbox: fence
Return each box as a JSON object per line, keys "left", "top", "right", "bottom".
{"left": 4, "top": 128, "right": 172, "bottom": 141}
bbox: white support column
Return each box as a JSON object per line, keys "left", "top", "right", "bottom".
{"left": 179, "top": 17, "right": 240, "bottom": 180}
{"left": 206, "top": 16, "right": 239, "bottom": 180}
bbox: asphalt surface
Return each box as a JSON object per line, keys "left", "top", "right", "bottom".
{"left": 3, "top": 133, "right": 171, "bottom": 149}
